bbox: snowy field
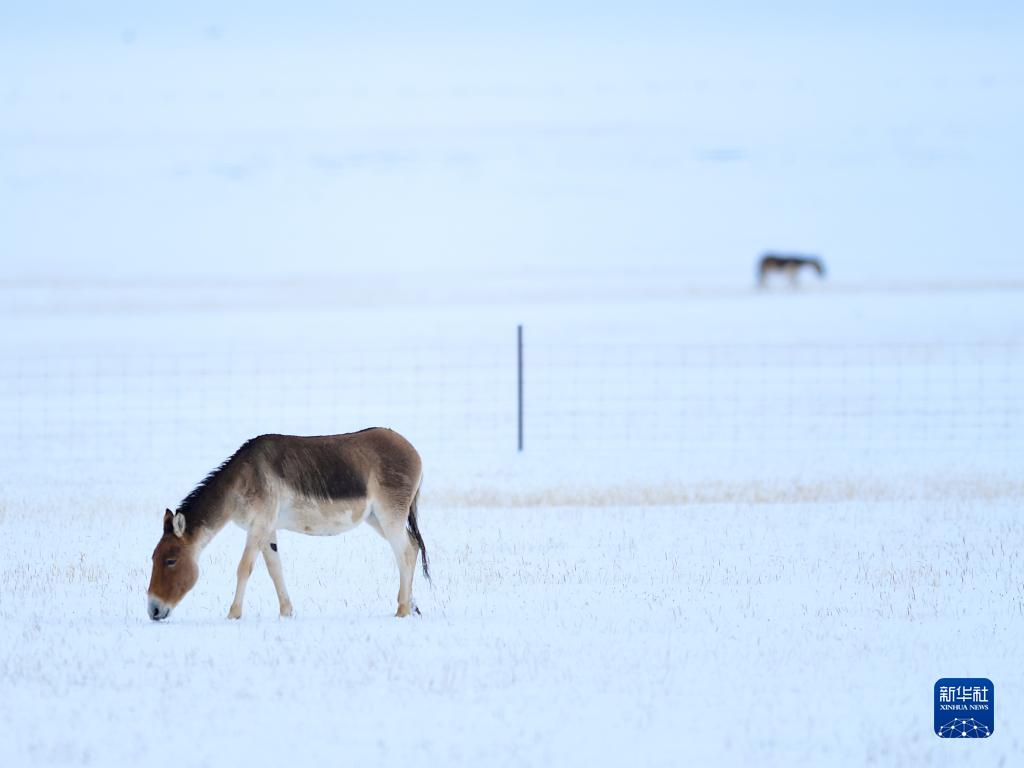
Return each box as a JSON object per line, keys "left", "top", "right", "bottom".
{"left": 3, "top": 3, "right": 1024, "bottom": 766}
{"left": 1, "top": 284, "right": 1022, "bottom": 767}
{"left": 1, "top": 280, "right": 1020, "bottom": 500}
{"left": 1, "top": 492, "right": 1023, "bottom": 765}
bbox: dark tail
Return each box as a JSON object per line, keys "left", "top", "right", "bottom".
{"left": 407, "top": 486, "right": 430, "bottom": 582}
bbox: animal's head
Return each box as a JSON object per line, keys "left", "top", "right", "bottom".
{"left": 147, "top": 509, "right": 199, "bottom": 621}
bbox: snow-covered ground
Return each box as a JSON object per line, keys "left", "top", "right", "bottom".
{"left": 1, "top": 283, "right": 1021, "bottom": 766}
{"left": 3, "top": 7, "right": 1023, "bottom": 285}
{"left": 1, "top": 280, "right": 1020, "bottom": 500}
{"left": 2, "top": 494, "right": 1022, "bottom": 766}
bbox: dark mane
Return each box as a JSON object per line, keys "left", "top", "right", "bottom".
{"left": 176, "top": 437, "right": 263, "bottom": 530}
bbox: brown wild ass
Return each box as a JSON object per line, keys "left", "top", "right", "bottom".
{"left": 757, "top": 253, "right": 826, "bottom": 287}
{"left": 147, "top": 429, "right": 428, "bottom": 621}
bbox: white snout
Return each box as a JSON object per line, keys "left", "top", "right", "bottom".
{"left": 147, "top": 596, "right": 171, "bottom": 621}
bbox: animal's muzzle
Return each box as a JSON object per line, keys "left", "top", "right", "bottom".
{"left": 148, "top": 596, "right": 171, "bottom": 621}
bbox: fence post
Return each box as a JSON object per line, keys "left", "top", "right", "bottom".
{"left": 517, "top": 324, "right": 524, "bottom": 452}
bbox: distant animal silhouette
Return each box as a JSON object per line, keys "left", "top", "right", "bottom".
{"left": 757, "top": 253, "right": 826, "bottom": 288}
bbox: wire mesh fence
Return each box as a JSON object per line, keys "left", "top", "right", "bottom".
{"left": 1, "top": 335, "right": 1021, "bottom": 489}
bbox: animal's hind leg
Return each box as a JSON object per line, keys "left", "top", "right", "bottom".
{"left": 261, "top": 533, "right": 294, "bottom": 618}
{"left": 373, "top": 507, "right": 419, "bottom": 618}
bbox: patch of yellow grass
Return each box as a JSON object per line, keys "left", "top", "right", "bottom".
{"left": 426, "top": 473, "right": 1024, "bottom": 508}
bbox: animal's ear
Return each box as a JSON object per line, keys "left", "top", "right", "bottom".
{"left": 172, "top": 512, "right": 187, "bottom": 539}
{"left": 163, "top": 509, "right": 174, "bottom": 534}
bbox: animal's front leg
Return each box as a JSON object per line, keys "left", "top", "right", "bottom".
{"left": 228, "top": 533, "right": 263, "bottom": 619}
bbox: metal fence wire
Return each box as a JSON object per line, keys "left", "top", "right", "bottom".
{"left": 1, "top": 338, "right": 1021, "bottom": 485}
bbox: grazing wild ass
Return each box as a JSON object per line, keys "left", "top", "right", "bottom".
{"left": 147, "top": 429, "right": 428, "bottom": 621}
{"left": 757, "top": 253, "right": 826, "bottom": 287}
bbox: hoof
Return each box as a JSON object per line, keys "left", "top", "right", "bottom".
{"left": 280, "top": 604, "right": 294, "bottom": 618}
{"left": 395, "top": 604, "right": 412, "bottom": 618}
{"left": 227, "top": 606, "right": 242, "bottom": 620}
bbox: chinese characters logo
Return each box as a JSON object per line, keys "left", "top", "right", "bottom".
{"left": 935, "top": 678, "right": 993, "bottom": 738}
